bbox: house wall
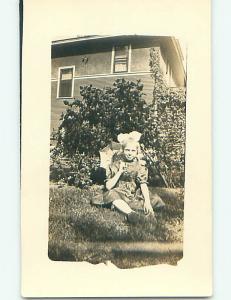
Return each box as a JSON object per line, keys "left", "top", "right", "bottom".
{"left": 159, "top": 49, "right": 177, "bottom": 87}
{"left": 51, "top": 50, "right": 112, "bottom": 78}
{"left": 50, "top": 81, "right": 67, "bottom": 132}
{"left": 51, "top": 45, "right": 155, "bottom": 80}
{"left": 130, "top": 47, "right": 151, "bottom": 72}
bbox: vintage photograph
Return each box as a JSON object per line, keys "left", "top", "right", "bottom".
{"left": 48, "top": 34, "right": 186, "bottom": 268}
{"left": 21, "top": 0, "right": 212, "bottom": 296}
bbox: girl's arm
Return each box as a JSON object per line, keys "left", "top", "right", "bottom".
{"left": 140, "top": 183, "right": 154, "bottom": 215}
{"left": 105, "top": 162, "right": 125, "bottom": 190}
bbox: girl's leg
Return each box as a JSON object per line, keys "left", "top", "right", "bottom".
{"left": 112, "top": 199, "right": 140, "bottom": 224}
{"left": 112, "top": 199, "right": 156, "bottom": 224}
{"left": 112, "top": 199, "right": 133, "bottom": 215}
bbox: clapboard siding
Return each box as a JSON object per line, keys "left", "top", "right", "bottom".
{"left": 50, "top": 74, "right": 154, "bottom": 132}
{"left": 131, "top": 47, "right": 150, "bottom": 72}
{"left": 51, "top": 46, "right": 157, "bottom": 80}
{"left": 52, "top": 50, "right": 112, "bottom": 79}
{"left": 50, "top": 81, "right": 67, "bottom": 131}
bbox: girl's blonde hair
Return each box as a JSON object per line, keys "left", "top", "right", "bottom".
{"left": 117, "top": 131, "right": 142, "bottom": 160}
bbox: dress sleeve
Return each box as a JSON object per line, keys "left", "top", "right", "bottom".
{"left": 136, "top": 163, "right": 148, "bottom": 185}
{"left": 105, "top": 161, "right": 120, "bottom": 181}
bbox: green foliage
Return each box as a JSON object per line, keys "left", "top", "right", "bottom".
{"left": 50, "top": 150, "right": 100, "bottom": 188}
{"left": 155, "top": 88, "right": 186, "bottom": 187}
{"left": 57, "top": 79, "right": 153, "bottom": 156}
{"left": 149, "top": 47, "right": 168, "bottom": 103}
{"left": 149, "top": 48, "right": 186, "bottom": 187}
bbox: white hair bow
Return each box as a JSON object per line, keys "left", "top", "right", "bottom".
{"left": 117, "top": 131, "right": 142, "bottom": 144}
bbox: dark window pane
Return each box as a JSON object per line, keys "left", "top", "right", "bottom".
{"left": 59, "top": 80, "right": 72, "bottom": 97}
{"left": 59, "top": 68, "right": 73, "bottom": 97}
{"left": 115, "top": 45, "right": 128, "bottom": 57}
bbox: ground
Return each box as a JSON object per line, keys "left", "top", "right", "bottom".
{"left": 48, "top": 184, "right": 184, "bottom": 268}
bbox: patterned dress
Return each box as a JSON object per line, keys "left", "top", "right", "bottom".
{"left": 103, "top": 155, "right": 149, "bottom": 208}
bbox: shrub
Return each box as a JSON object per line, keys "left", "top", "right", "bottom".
{"left": 149, "top": 48, "right": 186, "bottom": 187}
{"left": 56, "top": 79, "right": 154, "bottom": 156}
{"left": 50, "top": 150, "right": 100, "bottom": 188}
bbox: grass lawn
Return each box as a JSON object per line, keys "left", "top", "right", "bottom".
{"left": 49, "top": 184, "right": 184, "bottom": 268}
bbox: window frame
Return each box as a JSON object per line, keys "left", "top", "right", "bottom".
{"left": 111, "top": 44, "right": 131, "bottom": 74}
{"left": 57, "top": 66, "right": 75, "bottom": 99}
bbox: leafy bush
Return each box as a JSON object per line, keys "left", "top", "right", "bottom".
{"left": 149, "top": 48, "right": 186, "bottom": 187}
{"left": 155, "top": 89, "right": 186, "bottom": 187}
{"left": 56, "top": 78, "right": 154, "bottom": 156}
{"left": 50, "top": 150, "right": 100, "bottom": 188}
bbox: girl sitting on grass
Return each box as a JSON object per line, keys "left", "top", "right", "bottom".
{"left": 101, "top": 131, "right": 165, "bottom": 224}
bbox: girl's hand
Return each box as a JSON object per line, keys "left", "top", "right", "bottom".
{"left": 118, "top": 161, "right": 126, "bottom": 174}
{"left": 144, "top": 201, "right": 154, "bottom": 215}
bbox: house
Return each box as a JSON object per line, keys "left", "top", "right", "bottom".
{"left": 51, "top": 35, "right": 186, "bottom": 132}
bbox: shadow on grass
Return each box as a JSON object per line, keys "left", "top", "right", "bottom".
{"left": 48, "top": 240, "right": 183, "bottom": 268}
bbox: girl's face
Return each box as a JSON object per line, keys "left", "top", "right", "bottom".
{"left": 123, "top": 142, "right": 138, "bottom": 161}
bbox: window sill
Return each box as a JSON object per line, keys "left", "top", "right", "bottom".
{"left": 56, "top": 97, "right": 74, "bottom": 100}
{"left": 113, "top": 70, "right": 128, "bottom": 74}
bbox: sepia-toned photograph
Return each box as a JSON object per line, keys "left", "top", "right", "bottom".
{"left": 21, "top": 0, "right": 212, "bottom": 297}
{"left": 48, "top": 34, "right": 186, "bottom": 268}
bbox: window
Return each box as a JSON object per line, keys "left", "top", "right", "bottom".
{"left": 113, "top": 45, "right": 129, "bottom": 73}
{"left": 57, "top": 66, "right": 74, "bottom": 98}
